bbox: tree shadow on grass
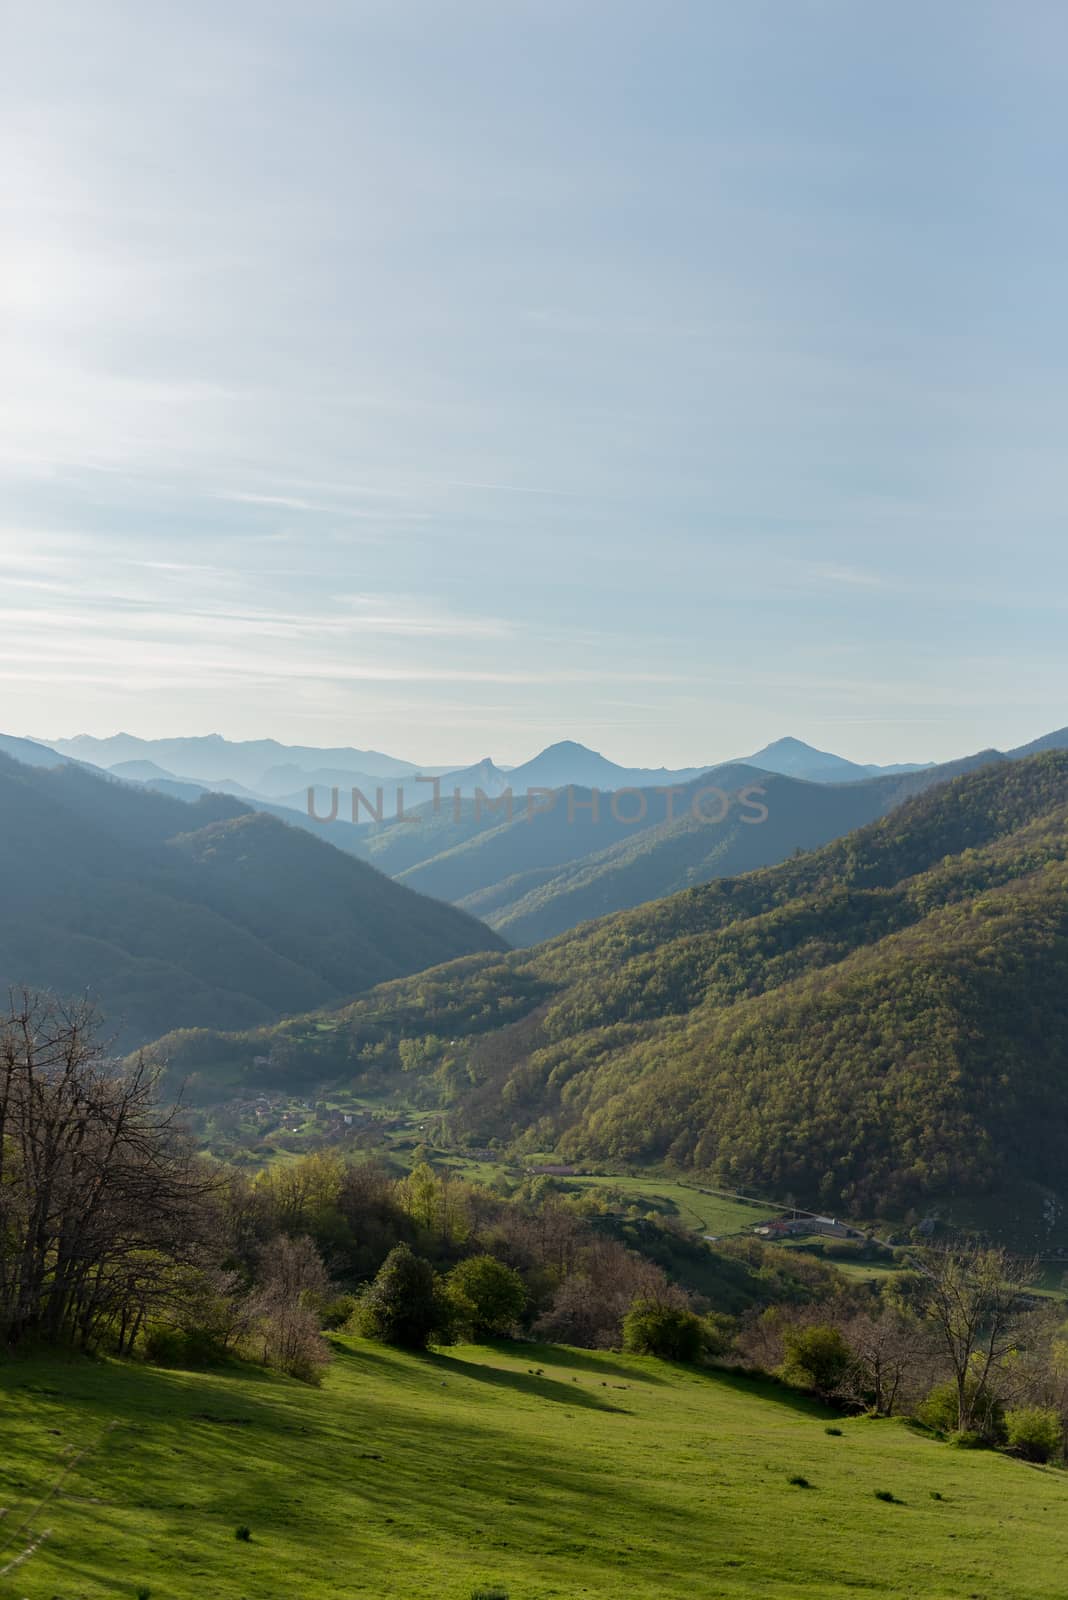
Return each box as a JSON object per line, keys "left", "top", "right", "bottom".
{"left": 504, "top": 1340, "right": 667, "bottom": 1384}
{"left": 692, "top": 1363, "right": 841, "bottom": 1419}
{"left": 423, "top": 1349, "right": 629, "bottom": 1413}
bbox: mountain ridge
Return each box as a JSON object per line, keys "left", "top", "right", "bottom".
{"left": 0, "top": 751, "right": 505, "bottom": 1048}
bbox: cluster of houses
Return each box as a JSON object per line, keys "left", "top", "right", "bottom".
{"left": 320, "top": 1106, "right": 375, "bottom": 1131}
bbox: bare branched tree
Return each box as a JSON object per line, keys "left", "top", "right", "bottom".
{"left": 0, "top": 989, "right": 218, "bottom": 1350}
{"left": 913, "top": 1244, "right": 1038, "bottom": 1432}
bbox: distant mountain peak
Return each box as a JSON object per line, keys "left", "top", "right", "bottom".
{"left": 749, "top": 735, "right": 840, "bottom": 759}
{"left": 540, "top": 739, "right": 600, "bottom": 756}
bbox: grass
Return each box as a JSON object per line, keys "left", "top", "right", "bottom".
{"left": 2, "top": 1340, "right": 1068, "bottom": 1598}
{"left": 562, "top": 1176, "right": 777, "bottom": 1234}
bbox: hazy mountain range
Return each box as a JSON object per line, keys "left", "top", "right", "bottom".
{"left": 0, "top": 748, "right": 503, "bottom": 1048}
{"left": 8, "top": 725, "right": 1068, "bottom": 947}
{"left": 36, "top": 729, "right": 932, "bottom": 803}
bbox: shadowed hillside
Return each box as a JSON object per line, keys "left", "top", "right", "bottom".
{"left": 0, "top": 754, "right": 505, "bottom": 1048}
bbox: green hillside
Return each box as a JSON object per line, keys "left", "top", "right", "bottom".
{"left": 156, "top": 752, "right": 1068, "bottom": 1220}
{"left": 0, "top": 754, "right": 504, "bottom": 1049}
{"left": 3, "top": 1340, "right": 1066, "bottom": 1599}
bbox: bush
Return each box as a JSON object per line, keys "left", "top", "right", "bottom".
{"left": 825, "top": 1426, "right": 843, "bottom": 1437}
{"left": 700, "top": 1309, "right": 737, "bottom": 1358}
{"left": 142, "top": 1326, "right": 187, "bottom": 1366}
{"left": 917, "top": 1381, "right": 1005, "bottom": 1444}
{"left": 142, "top": 1325, "right": 225, "bottom": 1368}
{"left": 320, "top": 1293, "right": 358, "bottom": 1331}
{"left": 445, "top": 1256, "right": 527, "bottom": 1340}
{"left": 873, "top": 1489, "right": 901, "bottom": 1503}
{"left": 259, "top": 1302, "right": 331, "bottom": 1384}
{"left": 353, "top": 1244, "right": 449, "bottom": 1349}
{"left": 622, "top": 1299, "right": 705, "bottom": 1363}
{"left": 779, "top": 1324, "right": 852, "bottom": 1398}
{"left": 235, "top": 1525, "right": 251, "bottom": 1541}
{"left": 1005, "top": 1406, "right": 1063, "bottom": 1463}
{"left": 470, "top": 1589, "right": 509, "bottom": 1600}
{"left": 788, "top": 1474, "right": 811, "bottom": 1488}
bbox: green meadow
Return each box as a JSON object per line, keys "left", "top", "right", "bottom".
{"left": 2, "top": 1339, "right": 1066, "bottom": 1600}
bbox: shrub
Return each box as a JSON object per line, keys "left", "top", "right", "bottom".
{"left": 917, "top": 1381, "right": 1005, "bottom": 1444}
{"left": 470, "top": 1590, "right": 509, "bottom": 1600}
{"left": 445, "top": 1256, "right": 527, "bottom": 1340}
{"left": 235, "top": 1525, "right": 252, "bottom": 1541}
{"left": 788, "top": 1474, "right": 811, "bottom": 1488}
{"left": 1005, "top": 1406, "right": 1063, "bottom": 1464}
{"left": 779, "top": 1324, "right": 852, "bottom": 1398}
{"left": 259, "top": 1302, "right": 331, "bottom": 1384}
{"left": 702, "top": 1310, "right": 736, "bottom": 1357}
{"left": 622, "top": 1300, "right": 705, "bottom": 1363}
{"left": 142, "top": 1326, "right": 187, "bottom": 1366}
{"left": 142, "top": 1325, "right": 226, "bottom": 1368}
{"left": 353, "top": 1244, "right": 449, "bottom": 1349}
{"left": 320, "top": 1293, "right": 358, "bottom": 1331}
{"left": 825, "top": 1426, "right": 843, "bottom": 1436}
{"left": 873, "top": 1490, "right": 901, "bottom": 1503}
{"left": 136, "top": 1588, "right": 151, "bottom": 1599}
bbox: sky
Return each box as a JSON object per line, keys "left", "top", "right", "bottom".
{"left": 2, "top": 0, "right": 1067, "bottom": 768}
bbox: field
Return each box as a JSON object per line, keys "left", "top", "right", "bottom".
{"left": 2, "top": 1340, "right": 1067, "bottom": 1599}
{"left": 558, "top": 1175, "right": 777, "bottom": 1235}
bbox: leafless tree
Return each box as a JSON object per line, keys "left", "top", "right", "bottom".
{"left": 249, "top": 1234, "right": 333, "bottom": 1381}
{"left": 0, "top": 990, "right": 217, "bottom": 1350}
{"left": 913, "top": 1244, "right": 1038, "bottom": 1432}
{"left": 842, "top": 1306, "right": 935, "bottom": 1416}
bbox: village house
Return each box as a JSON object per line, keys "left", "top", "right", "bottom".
{"left": 754, "top": 1214, "right": 856, "bottom": 1241}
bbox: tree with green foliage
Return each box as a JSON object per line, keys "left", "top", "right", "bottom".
{"left": 1004, "top": 1405, "right": 1063, "bottom": 1463}
{"left": 780, "top": 1324, "right": 853, "bottom": 1399}
{"left": 445, "top": 1255, "right": 526, "bottom": 1339}
{"left": 622, "top": 1298, "right": 705, "bottom": 1363}
{"left": 917, "top": 1378, "right": 1006, "bottom": 1445}
{"left": 353, "top": 1244, "right": 447, "bottom": 1349}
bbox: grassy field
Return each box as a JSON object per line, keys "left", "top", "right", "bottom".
{"left": 560, "top": 1175, "right": 777, "bottom": 1235}
{"left": 2, "top": 1339, "right": 1067, "bottom": 1599}
{"left": 437, "top": 1160, "right": 779, "bottom": 1237}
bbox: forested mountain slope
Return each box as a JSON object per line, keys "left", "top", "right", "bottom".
{"left": 158, "top": 753, "right": 1068, "bottom": 1216}
{"left": 0, "top": 754, "right": 504, "bottom": 1048}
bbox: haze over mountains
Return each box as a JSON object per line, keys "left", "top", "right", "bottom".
{"left": 11, "top": 725, "right": 1068, "bottom": 948}
{"left": 36, "top": 729, "right": 935, "bottom": 801}
{"left": 0, "top": 750, "right": 504, "bottom": 1049}
{"left": 47, "top": 733, "right": 424, "bottom": 784}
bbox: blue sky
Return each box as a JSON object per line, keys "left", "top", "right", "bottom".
{"left": 2, "top": 0, "right": 1067, "bottom": 766}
